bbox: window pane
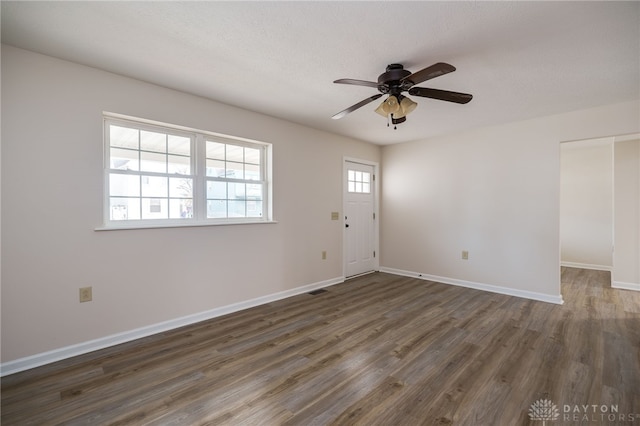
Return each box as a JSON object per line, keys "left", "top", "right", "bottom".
{"left": 140, "top": 131, "right": 166, "bottom": 153}
{"left": 207, "top": 181, "right": 226, "bottom": 199}
{"left": 348, "top": 170, "right": 355, "bottom": 181}
{"left": 355, "top": 171, "right": 362, "bottom": 182}
{"left": 247, "top": 183, "right": 263, "bottom": 200}
{"left": 141, "top": 198, "right": 168, "bottom": 219}
{"left": 141, "top": 176, "right": 168, "bottom": 197}
{"left": 140, "top": 151, "right": 167, "bottom": 173}
{"left": 110, "top": 125, "right": 138, "bottom": 149}
{"left": 206, "top": 141, "right": 225, "bottom": 160}
{"left": 363, "top": 183, "right": 371, "bottom": 193}
{"left": 228, "top": 182, "right": 246, "bottom": 200}
{"left": 245, "top": 164, "right": 260, "bottom": 181}
{"left": 245, "top": 147, "right": 261, "bottom": 164}
{"left": 110, "top": 148, "right": 139, "bottom": 171}
{"left": 170, "top": 177, "right": 193, "bottom": 198}
{"left": 226, "top": 162, "right": 244, "bottom": 180}
{"left": 228, "top": 200, "right": 246, "bottom": 217}
{"left": 247, "top": 201, "right": 262, "bottom": 217}
{"left": 168, "top": 155, "right": 190, "bottom": 175}
{"left": 362, "top": 172, "right": 370, "bottom": 183}
{"left": 226, "top": 145, "right": 243, "bottom": 163}
{"left": 110, "top": 197, "right": 140, "bottom": 220}
{"left": 110, "top": 174, "right": 140, "bottom": 197}
{"left": 356, "top": 182, "right": 362, "bottom": 193}
{"left": 348, "top": 181, "right": 355, "bottom": 192}
{"left": 206, "top": 159, "right": 226, "bottom": 177}
{"left": 168, "top": 135, "right": 190, "bottom": 155}
{"left": 170, "top": 199, "right": 193, "bottom": 219}
{"left": 207, "top": 200, "right": 227, "bottom": 218}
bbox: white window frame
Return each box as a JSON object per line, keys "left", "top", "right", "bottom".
{"left": 100, "top": 113, "right": 273, "bottom": 230}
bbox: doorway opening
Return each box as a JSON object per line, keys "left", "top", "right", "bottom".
{"left": 560, "top": 133, "right": 640, "bottom": 295}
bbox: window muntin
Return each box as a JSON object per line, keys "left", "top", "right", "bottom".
{"left": 347, "top": 169, "right": 371, "bottom": 193}
{"left": 104, "top": 116, "right": 270, "bottom": 227}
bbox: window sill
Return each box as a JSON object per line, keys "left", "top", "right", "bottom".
{"left": 95, "top": 220, "right": 278, "bottom": 231}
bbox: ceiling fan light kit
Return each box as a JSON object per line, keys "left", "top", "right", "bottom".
{"left": 374, "top": 95, "right": 418, "bottom": 129}
{"left": 332, "top": 63, "right": 473, "bottom": 129}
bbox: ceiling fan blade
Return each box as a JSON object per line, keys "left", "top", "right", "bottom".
{"left": 333, "top": 79, "right": 380, "bottom": 89}
{"left": 332, "top": 94, "right": 383, "bottom": 120}
{"left": 408, "top": 87, "right": 473, "bottom": 104}
{"left": 402, "top": 62, "right": 456, "bottom": 86}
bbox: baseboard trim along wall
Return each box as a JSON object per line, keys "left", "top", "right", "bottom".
{"left": 379, "top": 267, "right": 565, "bottom": 305}
{"left": 560, "top": 261, "right": 613, "bottom": 272}
{"left": 1, "top": 276, "right": 345, "bottom": 377}
{"left": 612, "top": 281, "right": 640, "bottom": 291}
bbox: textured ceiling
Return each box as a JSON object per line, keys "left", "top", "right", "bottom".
{"left": 2, "top": 1, "right": 639, "bottom": 145}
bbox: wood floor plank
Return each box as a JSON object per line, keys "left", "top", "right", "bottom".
{"left": 2, "top": 268, "right": 639, "bottom": 425}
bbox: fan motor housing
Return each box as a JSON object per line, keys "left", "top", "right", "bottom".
{"left": 377, "top": 64, "right": 411, "bottom": 94}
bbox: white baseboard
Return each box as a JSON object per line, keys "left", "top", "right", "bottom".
{"left": 379, "top": 267, "right": 564, "bottom": 305}
{"left": 612, "top": 281, "right": 640, "bottom": 291}
{"left": 560, "top": 261, "right": 612, "bottom": 272}
{"left": 1, "top": 276, "right": 344, "bottom": 377}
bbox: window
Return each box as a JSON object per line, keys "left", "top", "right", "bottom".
{"left": 347, "top": 169, "right": 371, "bottom": 193}
{"left": 104, "top": 115, "right": 271, "bottom": 228}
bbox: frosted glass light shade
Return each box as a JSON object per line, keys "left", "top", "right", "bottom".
{"left": 375, "top": 102, "right": 388, "bottom": 117}
{"left": 383, "top": 96, "right": 400, "bottom": 114}
{"left": 401, "top": 97, "right": 417, "bottom": 115}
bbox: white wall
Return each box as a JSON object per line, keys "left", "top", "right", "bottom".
{"left": 560, "top": 140, "right": 613, "bottom": 270}
{"left": 381, "top": 100, "right": 640, "bottom": 302}
{"left": 0, "top": 46, "right": 380, "bottom": 365}
{"left": 613, "top": 138, "right": 640, "bottom": 289}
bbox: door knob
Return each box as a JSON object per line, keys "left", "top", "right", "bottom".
{"left": 345, "top": 224, "right": 349, "bottom": 228}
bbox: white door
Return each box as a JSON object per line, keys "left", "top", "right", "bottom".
{"left": 345, "top": 161, "right": 376, "bottom": 277}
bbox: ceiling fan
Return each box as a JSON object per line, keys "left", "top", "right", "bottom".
{"left": 331, "top": 63, "right": 472, "bottom": 129}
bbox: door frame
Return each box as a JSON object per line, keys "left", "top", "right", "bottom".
{"left": 343, "top": 157, "right": 380, "bottom": 278}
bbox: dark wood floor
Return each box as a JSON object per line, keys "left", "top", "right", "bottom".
{"left": 2, "top": 268, "right": 639, "bottom": 425}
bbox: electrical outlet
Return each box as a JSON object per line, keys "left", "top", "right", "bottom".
{"left": 462, "top": 251, "right": 469, "bottom": 260}
{"left": 79, "top": 286, "right": 92, "bottom": 303}
{"left": 322, "top": 251, "right": 327, "bottom": 260}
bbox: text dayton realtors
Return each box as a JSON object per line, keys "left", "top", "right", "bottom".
{"left": 562, "top": 404, "right": 637, "bottom": 423}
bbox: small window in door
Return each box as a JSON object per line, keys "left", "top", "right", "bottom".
{"left": 347, "top": 170, "right": 371, "bottom": 193}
